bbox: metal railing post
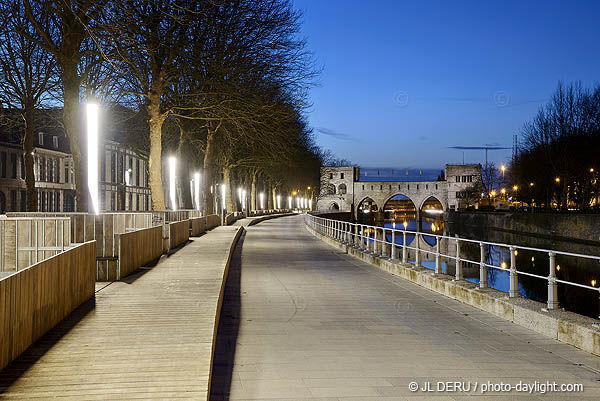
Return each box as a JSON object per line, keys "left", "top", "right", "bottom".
{"left": 402, "top": 231, "right": 407, "bottom": 263}
{"left": 415, "top": 234, "right": 420, "bottom": 267}
{"left": 479, "top": 242, "right": 487, "bottom": 289}
{"left": 372, "top": 227, "right": 377, "bottom": 254}
{"left": 435, "top": 239, "right": 441, "bottom": 274}
{"left": 509, "top": 246, "right": 518, "bottom": 298}
{"left": 381, "top": 228, "right": 387, "bottom": 257}
{"left": 455, "top": 237, "right": 462, "bottom": 280}
{"left": 547, "top": 251, "right": 558, "bottom": 309}
{"left": 390, "top": 227, "right": 396, "bottom": 260}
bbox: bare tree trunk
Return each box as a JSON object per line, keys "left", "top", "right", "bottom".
{"left": 224, "top": 166, "right": 234, "bottom": 212}
{"left": 62, "top": 65, "right": 87, "bottom": 212}
{"left": 23, "top": 105, "right": 37, "bottom": 211}
{"left": 177, "top": 124, "right": 193, "bottom": 209}
{"left": 147, "top": 92, "right": 166, "bottom": 210}
{"left": 266, "top": 183, "right": 272, "bottom": 209}
{"left": 203, "top": 127, "right": 217, "bottom": 214}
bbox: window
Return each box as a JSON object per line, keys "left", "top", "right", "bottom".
{"left": 65, "top": 167, "right": 69, "bottom": 183}
{"left": 38, "top": 132, "right": 44, "bottom": 146}
{"left": 10, "top": 153, "right": 17, "bottom": 178}
{"left": 20, "top": 190, "right": 25, "bottom": 211}
{"left": 118, "top": 153, "right": 124, "bottom": 184}
{"left": 426, "top": 184, "right": 428, "bottom": 190}
{"left": 64, "top": 193, "right": 74, "bottom": 212}
{"left": 47, "top": 158, "right": 52, "bottom": 182}
{"left": 417, "top": 184, "right": 419, "bottom": 190}
{"left": 10, "top": 190, "right": 17, "bottom": 211}
{"left": 340, "top": 173, "right": 344, "bottom": 179}
{"left": 408, "top": 184, "right": 410, "bottom": 190}
{"left": 380, "top": 185, "right": 382, "bottom": 190}
{"left": 111, "top": 192, "right": 116, "bottom": 210}
{"left": 339, "top": 184, "right": 347, "bottom": 194}
{"left": 136, "top": 159, "right": 140, "bottom": 186}
{"left": 329, "top": 173, "right": 333, "bottom": 179}
{"left": 455, "top": 176, "right": 460, "bottom": 183}
{"left": 0, "top": 152, "right": 6, "bottom": 177}
{"left": 362, "top": 185, "right": 364, "bottom": 190}
{"left": 110, "top": 152, "right": 116, "bottom": 183}
{"left": 435, "top": 184, "right": 438, "bottom": 190}
{"left": 20, "top": 155, "right": 25, "bottom": 179}
{"left": 39, "top": 156, "right": 46, "bottom": 181}
{"left": 52, "top": 136, "right": 58, "bottom": 148}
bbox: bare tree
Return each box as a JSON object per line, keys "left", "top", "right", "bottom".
{"left": 0, "top": 2, "right": 57, "bottom": 211}
{"left": 20, "top": 0, "right": 108, "bottom": 211}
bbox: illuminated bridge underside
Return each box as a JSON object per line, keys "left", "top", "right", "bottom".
{"left": 212, "top": 215, "right": 600, "bottom": 400}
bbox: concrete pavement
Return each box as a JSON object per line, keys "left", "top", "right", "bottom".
{"left": 211, "top": 214, "right": 600, "bottom": 400}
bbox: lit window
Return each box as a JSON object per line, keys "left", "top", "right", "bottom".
{"left": 52, "top": 136, "right": 58, "bottom": 148}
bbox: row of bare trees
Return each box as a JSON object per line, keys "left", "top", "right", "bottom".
{"left": 0, "top": 0, "right": 323, "bottom": 213}
{"left": 512, "top": 82, "right": 600, "bottom": 209}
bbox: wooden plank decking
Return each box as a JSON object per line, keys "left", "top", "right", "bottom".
{"left": 0, "top": 225, "right": 243, "bottom": 400}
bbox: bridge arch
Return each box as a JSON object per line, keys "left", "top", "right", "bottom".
{"left": 328, "top": 202, "right": 340, "bottom": 211}
{"left": 420, "top": 196, "right": 444, "bottom": 246}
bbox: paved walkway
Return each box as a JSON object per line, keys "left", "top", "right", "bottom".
{"left": 0, "top": 225, "right": 242, "bottom": 400}
{"left": 212, "top": 215, "right": 600, "bottom": 400}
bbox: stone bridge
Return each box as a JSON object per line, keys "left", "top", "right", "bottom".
{"left": 316, "top": 164, "right": 482, "bottom": 218}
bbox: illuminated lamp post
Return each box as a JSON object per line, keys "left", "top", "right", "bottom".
{"left": 193, "top": 172, "right": 201, "bottom": 210}
{"left": 276, "top": 195, "right": 281, "bottom": 209}
{"left": 168, "top": 157, "right": 177, "bottom": 210}
{"left": 259, "top": 192, "right": 264, "bottom": 210}
{"left": 87, "top": 103, "right": 100, "bottom": 214}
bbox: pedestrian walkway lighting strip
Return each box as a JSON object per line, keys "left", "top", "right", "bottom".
{"left": 169, "top": 157, "right": 177, "bottom": 210}
{"left": 194, "top": 172, "right": 201, "bottom": 210}
{"left": 304, "top": 214, "right": 600, "bottom": 318}
{"left": 221, "top": 184, "right": 226, "bottom": 211}
{"left": 86, "top": 103, "right": 100, "bottom": 214}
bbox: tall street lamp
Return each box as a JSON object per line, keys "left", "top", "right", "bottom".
{"left": 87, "top": 103, "right": 100, "bottom": 214}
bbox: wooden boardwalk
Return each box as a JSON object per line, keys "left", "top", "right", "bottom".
{"left": 0, "top": 225, "right": 243, "bottom": 400}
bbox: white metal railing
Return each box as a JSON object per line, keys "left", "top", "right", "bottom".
{"left": 305, "top": 214, "right": 600, "bottom": 315}
{"left": 0, "top": 216, "right": 72, "bottom": 273}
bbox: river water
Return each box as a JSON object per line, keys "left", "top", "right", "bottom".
{"left": 357, "top": 214, "right": 599, "bottom": 319}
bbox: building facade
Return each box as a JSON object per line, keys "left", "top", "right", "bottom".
{"left": 0, "top": 131, "right": 76, "bottom": 213}
{"left": 100, "top": 140, "right": 151, "bottom": 212}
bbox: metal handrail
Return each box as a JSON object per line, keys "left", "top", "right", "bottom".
{"left": 305, "top": 214, "right": 600, "bottom": 316}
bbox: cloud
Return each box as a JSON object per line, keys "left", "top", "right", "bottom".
{"left": 315, "top": 127, "right": 362, "bottom": 142}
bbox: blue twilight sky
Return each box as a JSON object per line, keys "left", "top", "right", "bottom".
{"left": 293, "top": 0, "right": 600, "bottom": 169}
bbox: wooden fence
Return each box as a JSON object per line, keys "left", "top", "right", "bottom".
{"left": 167, "top": 220, "right": 190, "bottom": 251}
{"left": 116, "top": 226, "right": 162, "bottom": 280}
{"left": 1, "top": 216, "right": 71, "bottom": 272}
{"left": 0, "top": 241, "right": 96, "bottom": 371}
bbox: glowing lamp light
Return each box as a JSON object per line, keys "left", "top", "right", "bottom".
{"left": 556, "top": 264, "right": 561, "bottom": 271}
{"left": 193, "top": 172, "right": 201, "bottom": 210}
{"left": 87, "top": 103, "right": 100, "bottom": 214}
{"left": 276, "top": 195, "right": 281, "bottom": 209}
{"left": 592, "top": 280, "right": 596, "bottom": 287}
{"left": 168, "top": 157, "right": 177, "bottom": 210}
{"left": 513, "top": 185, "right": 518, "bottom": 191}
{"left": 308, "top": 199, "right": 312, "bottom": 209}
{"left": 288, "top": 196, "right": 292, "bottom": 209}
{"left": 514, "top": 249, "right": 518, "bottom": 256}
{"left": 403, "top": 221, "right": 408, "bottom": 229}
{"left": 221, "top": 184, "right": 226, "bottom": 211}
{"left": 555, "top": 177, "right": 560, "bottom": 183}
{"left": 501, "top": 261, "right": 507, "bottom": 269}
{"left": 242, "top": 190, "right": 247, "bottom": 211}
{"left": 259, "top": 192, "right": 264, "bottom": 209}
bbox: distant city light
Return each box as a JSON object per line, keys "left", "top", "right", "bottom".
{"left": 87, "top": 103, "right": 100, "bottom": 214}
{"left": 169, "top": 157, "right": 177, "bottom": 210}
{"left": 424, "top": 209, "right": 443, "bottom": 215}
